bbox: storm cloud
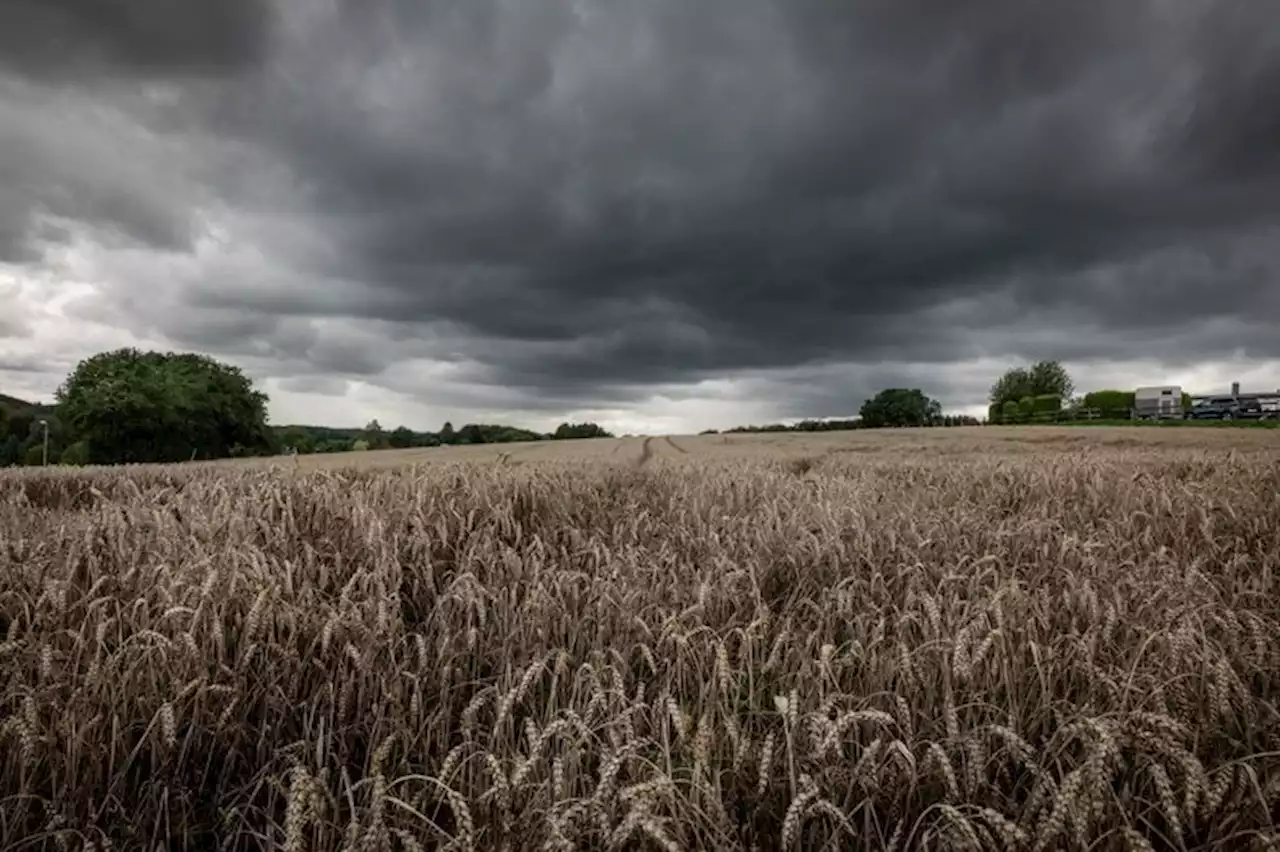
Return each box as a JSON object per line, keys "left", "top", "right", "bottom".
{"left": 3, "top": 0, "right": 1280, "bottom": 430}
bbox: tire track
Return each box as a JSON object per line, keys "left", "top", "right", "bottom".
{"left": 637, "top": 436, "right": 655, "bottom": 467}
{"left": 664, "top": 436, "right": 689, "bottom": 455}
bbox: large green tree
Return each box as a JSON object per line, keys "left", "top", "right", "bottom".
{"left": 990, "top": 360, "right": 1074, "bottom": 407}
{"left": 278, "top": 426, "right": 315, "bottom": 454}
{"left": 388, "top": 426, "right": 415, "bottom": 448}
{"left": 552, "top": 422, "right": 614, "bottom": 439}
{"left": 56, "top": 348, "right": 272, "bottom": 464}
{"left": 859, "top": 388, "right": 942, "bottom": 428}
{"left": 363, "top": 419, "right": 387, "bottom": 449}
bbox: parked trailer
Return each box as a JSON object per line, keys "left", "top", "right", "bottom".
{"left": 1132, "top": 386, "right": 1184, "bottom": 420}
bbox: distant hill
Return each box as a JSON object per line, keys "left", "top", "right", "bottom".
{"left": 0, "top": 393, "right": 52, "bottom": 413}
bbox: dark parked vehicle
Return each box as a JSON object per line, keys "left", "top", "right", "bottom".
{"left": 1187, "top": 396, "right": 1262, "bottom": 420}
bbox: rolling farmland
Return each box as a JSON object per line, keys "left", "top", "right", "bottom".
{"left": 2, "top": 426, "right": 1278, "bottom": 850}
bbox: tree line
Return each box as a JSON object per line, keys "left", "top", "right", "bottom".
{"left": 0, "top": 348, "right": 614, "bottom": 467}
{"left": 0, "top": 347, "right": 1208, "bottom": 468}
{"left": 722, "top": 360, "right": 1179, "bottom": 432}
{"left": 721, "top": 389, "right": 981, "bottom": 433}
{"left": 281, "top": 419, "right": 614, "bottom": 455}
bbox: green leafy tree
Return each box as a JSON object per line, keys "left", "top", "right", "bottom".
{"left": 439, "top": 421, "right": 456, "bottom": 444}
{"left": 22, "top": 444, "right": 44, "bottom": 466}
{"left": 990, "top": 360, "right": 1074, "bottom": 407}
{"left": 1028, "top": 360, "right": 1074, "bottom": 401}
{"left": 279, "top": 426, "right": 315, "bottom": 454}
{"left": 457, "top": 423, "right": 486, "bottom": 444}
{"left": 388, "top": 426, "right": 415, "bottom": 448}
{"left": 859, "top": 388, "right": 942, "bottom": 428}
{"left": 989, "top": 368, "right": 1033, "bottom": 407}
{"left": 351, "top": 439, "right": 370, "bottom": 451}
{"left": 56, "top": 348, "right": 272, "bottom": 465}
{"left": 552, "top": 422, "right": 614, "bottom": 440}
{"left": 363, "top": 419, "right": 386, "bottom": 449}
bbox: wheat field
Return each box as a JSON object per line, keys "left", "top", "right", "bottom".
{"left": 1, "top": 427, "right": 1278, "bottom": 850}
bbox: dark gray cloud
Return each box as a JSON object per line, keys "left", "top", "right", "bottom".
{"left": 275, "top": 375, "right": 349, "bottom": 397}
{"left": 0, "top": 0, "right": 274, "bottom": 78}
{"left": 4, "top": 0, "right": 1280, "bottom": 418}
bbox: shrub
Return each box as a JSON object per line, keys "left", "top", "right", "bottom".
{"left": 1083, "top": 389, "right": 1136, "bottom": 418}
{"left": 1017, "top": 396, "right": 1037, "bottom": 422}
{"left": 60, "top": 441, "right": 91, "bottom": 466}
{"left": 351, "top": 439, "right": 370, "bottom": 451}
{"left": 1032, "top": 394, "right": 1062, "bottom": 419}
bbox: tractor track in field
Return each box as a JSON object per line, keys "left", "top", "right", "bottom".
{"left": 664, "top": 436, "right": 689, "bottom": 454}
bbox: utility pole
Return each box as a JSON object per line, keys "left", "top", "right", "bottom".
{"left": 38, "top": 419, "right": 48, "bottom": 466}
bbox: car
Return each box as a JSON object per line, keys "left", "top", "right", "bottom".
{"left": 1187, "top": 396, "right": 1243, "bottom": 420}
{"left": 1187, "top": 396, "right": 1269, "bottom": 420}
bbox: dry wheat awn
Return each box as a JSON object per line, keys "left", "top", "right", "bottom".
{"left": 0, "top": 427, "right": 1278, "bottom": 849}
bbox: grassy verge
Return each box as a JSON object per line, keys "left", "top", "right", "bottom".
{"left": 1009, "top": 418, "right": 1280, "bottom": 428}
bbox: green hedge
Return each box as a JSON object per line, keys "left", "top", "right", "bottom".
{"left": 1032, "top": 394, "right": 1062, "bottom": 414}
{"left": 1083, "top": 389, "right": 1135, "bottom": 418}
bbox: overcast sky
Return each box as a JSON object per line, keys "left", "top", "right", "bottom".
{"left": 3, "top": 0, "right": 1280, "bottom": 434}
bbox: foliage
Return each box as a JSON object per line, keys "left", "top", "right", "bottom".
{"left": 1028, "top": 360, "right": 1074, "bottom": 401}
{"left": 55, "top": 348, "right": 272, "bottom": 465}
{"left": 268, "top": 421, "right": 557, "bottom": 455}
{"left": 60, "top": 441, "right": 91, "bottom": 466}
{"left": 278, "top": 426, "right": 315, "bottom": 455}
{"left": 1032, "top": 394, "right": 1062, "bottom": 415}
{"left": 990, "top": 367, "right": 1032, "bottom": 407}
{"left": 990, "top": 360, "right": 1074, "bottom": 406}
{"left": 350, "top": 439, "right": 370, "bottom": 452}
{"left": 0, "top": 433, "right": 1277, "bottom": 848}
{"left": 0, "top": 435, "right": 19, "bottom": 467}
{"left": 552, "top": 422, "right": 614, "bottom": 440}
{"left": 859, "top": 388, "right": 942, "bottom": 428}
{"left": 1083, "top": 389, "right": 1137, "bottom": 418}
{"left": 21, "top": 444, "right": 45, "bottom": 466}
{"left": 1017, "top": 396, "right": 1036, "bottom": 422}
{"left": 388, "top": 426, "right": 415, "bottom": 448}
{"left": 0, "top": 398, "right": 67, "bottom": 468}
{"left": 363, "top": 419, "right": 386, "bottom": 450}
